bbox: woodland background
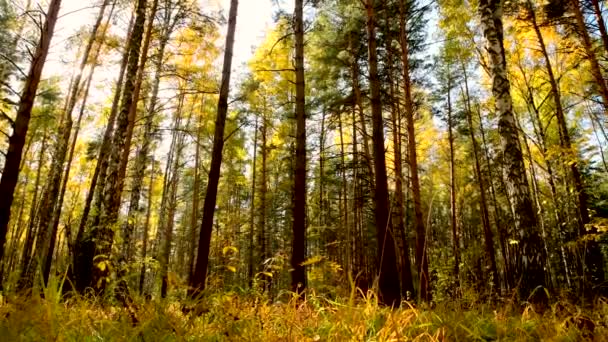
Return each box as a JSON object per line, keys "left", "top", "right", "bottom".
{"left": 0, "top": 0, "right": 608, "bottom": 332}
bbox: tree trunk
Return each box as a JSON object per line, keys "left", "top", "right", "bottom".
{"left": 122, "top": 0, "right": 159, "bottom": 267}
{"left": 387, "top": 44, "right": 414, "bottom": 297}
{"left": 461, "top": 66, "right": 499, "bottom": 294}
{"left": 75, "top": 12, "right": 133, "bottom": 261}
{"left": 160, "top": 92, "right": 187, "bottom": 298}
{"left": 446, "top": 71, "right": 461, "bottom": 290}
{"left": 528, "top": 2, "right": 590, "bottom": 234}
{"left": 338, "top": 111, "right": 351, "bottom": 277}
{"left": 535, "top": 4, "right": 604, "bottom": 293}
{"left": 478, "top": 0, "right": 546, "bottom": 296}
{"left": 259, "top": 106, "right": 268, "bottom": 289}
{"left": 290, "top": 0, "right": 307, "bottom": 295}
{"left": 0, "top": 170, "right": 29, "bottom": 284}
{"left": 399, "top": 0, "right": 429, "bottom": 302}
{"left": 248, "top": 115, "right": 258, "bottom": 287}
{"left": 188, "top": 99, "right": 206, "bottom": 282}
{"left": 351, "top": 81, "right": 363, "bottom": 286}
{"left": 475, "top": 103, "right": 512, "bottom": 290}
{"left": 90, "top": 0, "right": 147, "bottom": 293}
{"left": 0, "top": 0, "right": 61, "bottom": 279}
{"left": 349, "top": 36, "right": 374, "bottom": 184}
{"left": 20, "top": 127, "right": 47, "bottom": 277}
{"left": 189, "top": 0, "right": 238, "bottom": 296}
{"left": 44, "top": 63, "right": 97, "bottom": 286}
{"left": 365, "top": 0, "right": 401, "bottom": 306}
{"left": 139, "top": 158, "right": 154, "bottom": 294}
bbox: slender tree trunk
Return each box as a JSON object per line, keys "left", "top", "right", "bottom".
{"left": 526, "top": 6, "right": 601, "bottom": 291}
{"left": 20, "top": 127, "right": 47, "bottom": 277}
{"left": 0, "top": 170, "right": 29, "bottom": 283}
{"left": 188, "top": 99, "right": 205, "bottom": 282}
{"left": 90, "top": 0, "right": 147, "bottom": 293}
{"left": 44, "top": 65, "right": 97, "bottom": 286}
{"left": 351, "top": 86, "right": 363, "bottom": 285}
{"left": 387, "top": 47, "right": 414, "bottom": 297}
{"left": 189, "top": 0, "right": 238, "bottom": 296}
{"left": 139, "top": 158, "right": 154, "bottom": 294}
{"left": 528, "top": 3, "right": 590, "bottom": 233}
{"left": 461, "top": 76, "right": 499, "bottom": 295}
{"left": 259, "top": 108, "right": 268, "bottom": 289}
{"left": 446, "top": 72, "right": 461, "bottom": 290}
{"left": 478, "top": 0, "right": 545, "bottom": 296}
{"left": 365, "top": 0, "right": 401, "bottom": 306}
{"left": 319, "top": 109, "right": 326, "bottom": 247}
{"left": 75, "top": 11, "right": 133, "bottom": 253}
{"left": 349, "top": 38, "right": 374, "bottom": 183}
{"left": 515, "top": 24, "right": 575, "bottom": 292}
{"left": 160, "top": 93, "right": 187, "bottom": 298}
{"left": 248, "top": 115, "right": 258, "bottom": 287}
{"left": 290, "top": 0, "right": 307, "bottom": 295}
{"left": 399, "top": 0, "right": 429, "bottom": 302}
{"left": 123, "top": 0, "right": 159, "bottom": 267}
{"left": 0, "top": 0, "right": 61, "bottom": 279}
{"left": 476, "top": 103, "right": 512, "bottom": 290}
{"left": 517, "top": 112, "right": 556, "bottom": 290}
{"left": 338, "top": 111, "right": 351, "bottom": 277}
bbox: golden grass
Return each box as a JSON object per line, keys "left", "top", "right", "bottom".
{"left": 0, "top": 285, "right": 606, "bottom": 341}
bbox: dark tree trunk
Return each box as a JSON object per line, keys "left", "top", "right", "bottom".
{"left": 20, "top": 127, "right": 47, "bottom": 277}
{"left": 0, "top": 0, "right": 61, "bottom": 279}
{"left": 188, "top": 99, "right": 205, "bottom": 283}
{"left": 90, "top": 0, "right": 147, "bottom": 293}
{"left": 446, "top": 72, "right": 461, "bottom": 290}
{"left": 399, "top": 0, "right": 429, "bottom": 302}
{"left": 461, "top": 66, "right": 499, "bottom": 295}
{"left": 259, "top": 108, "right": 268, "bottom": 289}
{"left": 139, "top": 158, "right": 155, "bottom": 294}
{"left": 160, "top": 93, "right": 187, "bottom": 298}
{"left": 74, "top": 12, "right": 133, "bottom": 267}
{"left": 387, "top": 43, "right": 414, "bottom": 297}
{"left": 529, "top": 2, "right": 604, "bottom": 293}
{"left": 290, "top": 0, "right": 307, "bottom": 295}
{"left": 122, "top": 0, "right": 159, "bottom": 267}
{"left": 189, "top": 0, "right": 238, "bottom": 296}
{"left": 366, "top": 0, "right": 401, "bottom": 306}
{"left": 248, "top": 115, "right": 258, "bottom": 287}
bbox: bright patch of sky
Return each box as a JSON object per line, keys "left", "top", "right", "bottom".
{"left": 217, "top": 0, "right": 274, "bottom": 72}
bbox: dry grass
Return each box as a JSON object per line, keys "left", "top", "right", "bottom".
{"left": 0, "top": 281, "right": 606, "bottom": 341}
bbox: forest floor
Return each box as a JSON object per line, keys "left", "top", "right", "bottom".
{"left": 0, "top": 284, "right": 606, "bottom": 341}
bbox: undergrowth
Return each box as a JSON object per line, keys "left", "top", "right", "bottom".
{"left": 0, "top": 279, "right": 606, "bottom": 341}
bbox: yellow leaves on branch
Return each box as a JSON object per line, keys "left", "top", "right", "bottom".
{"left": 222, "top": 246, "right": 238, "bottom": 256}
{"left": 300, "top": 255, "right": 324, "bottom": 266}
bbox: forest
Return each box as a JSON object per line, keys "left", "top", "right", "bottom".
{"left": 1, "top": 0, "right": 608, "bottom": 340}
